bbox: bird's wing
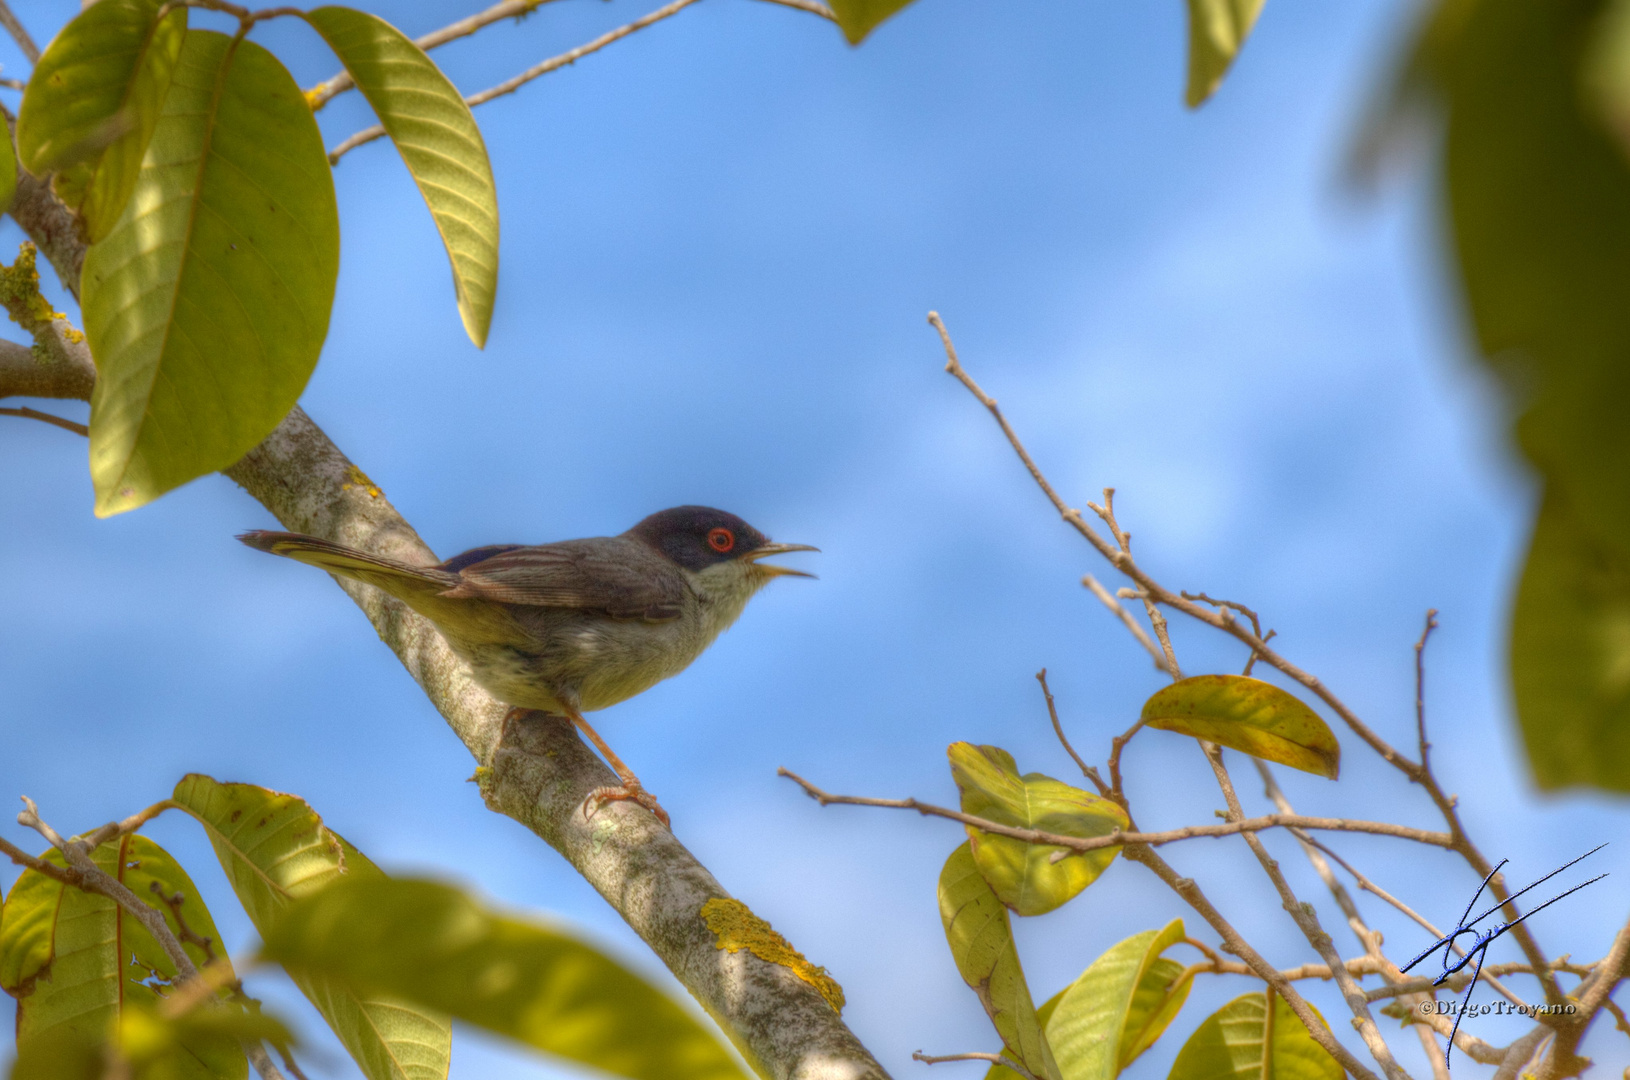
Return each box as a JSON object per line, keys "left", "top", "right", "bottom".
{"left": 438, "top": 538, "right": 686, "bottom": 621}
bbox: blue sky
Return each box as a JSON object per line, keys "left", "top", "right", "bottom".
{"left": 4, "top": 0, "right": 1629, "bottom": 1077}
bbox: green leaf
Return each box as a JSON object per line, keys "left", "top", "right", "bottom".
{"left": 0, "top": 126, "right": 17, "bottom": 215}
{"left": 1046, "top": 920, "right": 1190, "bottom": 1080}
{"left": 949, "top": 743, "right": 1129, "bottom": 916}
{"left": 80, "top": 30, "right": 339, "bottom": 517}
{"left": 15, "top": 0, "right": 186, "bottom": 241}
{"left": 938, "top": 842, "right": 1061, "bottom": 1080}
{"left": 1404, "top": 0, "right": 1630, "bottom": 794}
{"left": 0, "top": 835, "right": 244, "bottom": 1080}
{"left": 1511, "top": 488, "right": 1630, "bottom": 791}
{"left": 1167, "top": 992, "right": 1342, "bottom": 1080}
{"left": 826, "top": 0, "right": 917, "bottom": 45}
{"left": 261, "top": 877, "right": 750, "bottom": 1080}
{"left": 1184, "top": 0, "right": 1266, "bottom": 107}
{"left": 983, "top": 995, "right": 1063, "bottom": 1080}
{"left": 1140, "top": 676, "right": 1340, "bottom": 779}
{"left": 303, "top": 7, "right": 498, "bottom": 347}
{"left": 170, "top": 774, "right": 452, "bottom": 1080}
{"left": 9, "top": 999, "right": 295, "bottom": 1080}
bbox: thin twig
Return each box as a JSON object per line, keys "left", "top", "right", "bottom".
{"left": 1035, "top": 668, "right": 1108, "bottom": 795}
{"left": 0, "top": 833, "right": 76, "bottom": 885}
{"left": 1414, "top": 610, "right": 1438, "bottom": 773}
{"left": 1083, "top": 574, "right": 1169, "bottom": 673}
{"left": 914, "top": 1051, "right": 1037, "bottom": 1080}
{"left": 753, "top": 0, "right": 836, "bottom": 18}
{"left": 1296, "top": 831, "right": 1537, "bottom": 1008}
{"left": 329, "top": 0, "right": 704, "bottom": 163}
{"left": 1, "top": 405, "right": 89, "bottom": 436}
{"left": 306, "top": 0, "right": 834, "bottom": 110}
{"left": 1106, "top": 716, "right": 1147, "bottom": 813}
{"left": 926, "top": 311, "right": 1566, "bottom": 1009}
{"left": 307, "top": 0, "right": 567, "bottom": 109}
{"left": 18, "top": 797, "right": 198, "bottom": 979}
{"left": 777, "top": 768, "right": 1452, "bottom": 851}
{"left": 1258, "top": 759, "right": 1451, "bottom": 1078}
{"left": 1201, "top": 746, "right": 1416, "bottom": 1080}
{"left": 0, "top": 1, "right": 38, "bottom": 64}
{"left": 0, "top": 76, "right": 25, "bottom": 91}
{"left": 1121, "top": 840, "right": 1389, "bottom": 1080}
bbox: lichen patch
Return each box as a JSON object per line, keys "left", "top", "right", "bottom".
{"left": 700, "top": 897, "right": 845, "bottom": 1013}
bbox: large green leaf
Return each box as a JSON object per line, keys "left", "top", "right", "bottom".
{"left": 0, "top": 126, "right": 17, "bottom": 215}
{"left": 262, "top": 877, "right": 749, "bottom": 1080}
{"left": 1511, "top": 488, "right": 1630, "bottom": 790}
{"left": 303, "top": 6, "right": 498, "bottom": 347}
{"left": 1140, "top": 676, "right": 1340, "bottom": 779}
{"left": 1411, "top": 0, "right": 1630, "bottom": 792}
{"left": 1045, "top": 920, "right": 1190, "bottom": 1080}
{"left": 1184, "top": 0, "right": 1266, "bottom": 107}
{"left": 169, "top": 775, "right": 452, "bottom": 1080}
{"left": 9, "top": 1000, "right": 293, "bottom": 1080}
{"left": 1167, "top": 993, "right": 1342, "bottom": 1080}
{"left": 15, "top": 0, "right": 186, "bottom": 241}
{"left": 939, "top": 842, "right": 1061, "bottom": 1080}
{"left": 827, "top": 0, "right": 918, "bottom": 44}
{"left": 0, "top": 835, "right": 244, "bottom": 1080}
{"left": 949, "top": 743, "right": 1129, "bottom": 916}
{"left": 80, "top": 30, "right": 339, "bottom": 517}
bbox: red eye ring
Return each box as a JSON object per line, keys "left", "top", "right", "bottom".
{"left": 708, "top": 527, "right": 735, "bottom": 553}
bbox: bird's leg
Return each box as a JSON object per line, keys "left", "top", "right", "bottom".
{"left": 567, "top": 709, "right": 671, "bottom": 828}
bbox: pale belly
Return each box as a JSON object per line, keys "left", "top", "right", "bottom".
{"left": 444, "top": 616, "right": 703, "bottom": 713}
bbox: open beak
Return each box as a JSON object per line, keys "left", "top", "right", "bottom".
{"left": 746, "top": 542, "right": 819, "bottom": 579}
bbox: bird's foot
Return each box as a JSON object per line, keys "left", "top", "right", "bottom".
{"left": 583, "top": 781, "right": 671, "bottom": 829}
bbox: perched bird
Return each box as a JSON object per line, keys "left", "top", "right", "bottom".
{"left": 239, "top": 506, "right": 816, "bottom": 826}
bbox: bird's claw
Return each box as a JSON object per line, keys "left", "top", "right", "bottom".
{"left": 583, "top": 781, "right": 671, "bottom": 828}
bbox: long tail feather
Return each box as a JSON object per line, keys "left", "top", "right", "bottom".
{"left": 237, "top": 531, "right": 457, "bottom": 596}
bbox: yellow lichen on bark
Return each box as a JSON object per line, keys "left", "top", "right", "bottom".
{"left": 700, "top": 897, "right": 845, "bottom": 1013}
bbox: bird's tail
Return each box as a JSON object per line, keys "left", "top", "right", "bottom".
{"left": 238, "top": 531, "right": 457, "bottom": 599}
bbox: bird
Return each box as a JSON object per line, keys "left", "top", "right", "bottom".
{"left": 238, "top": 506, "right": 816, "bottom": 827}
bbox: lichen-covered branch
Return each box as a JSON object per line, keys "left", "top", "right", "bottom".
{"left": 3, "top": 162, "right": 888, "bottom": 1080}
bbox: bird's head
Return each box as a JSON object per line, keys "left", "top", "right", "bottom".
{"left": 627, "top": 506, "right": 817, "bottom": 597}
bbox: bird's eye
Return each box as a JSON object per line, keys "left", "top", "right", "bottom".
{"left": 708, "top": 528, "right": 735, "bottom": 553}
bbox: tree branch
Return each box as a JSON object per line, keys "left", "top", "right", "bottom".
{"left": 924, "top": 309, "right": 1568, "bottom": 1011}
{"left": 306, "top": 0, "right": 834, "bottom": 111}
{"left": 4, "top": 169, "right": 888, "bottom": 1080}
{"left": 777, "top": 768, "right": 1454, "bottom": 851}
{"left": 0, "top": 0, "right": 39, "bottom": 65}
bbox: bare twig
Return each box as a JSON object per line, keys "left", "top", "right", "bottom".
{"left": 777, "top": 767, "right": 1452, "bottom": 851}
{"left": 1083, "top": 574, "right": 1169, "bottom": 673}
{"left": 1121, "top": 841, "right": 1388, "bottom": 1080}
{"left": 307, "top": 0, "right": 834, "bottom": 110}
{"left": 753, "top": 0, "right": 837, "bottom": 18}
{"left": 1414, "top": 610, "right": 1438, "bottom": 773}
{"left": 307, "top": 0, "right": 566, "bottom": 109}
{"left": 0, "top": 833, "right": 76, "bottom": 885}
{"left": 1199, "top": 747, "right": 1417, "bottom": 1080}
{"left": 1035, "top": 668, "right": 1109, "bottom": 795}
{"left": 1106, "top": 716, "right": 1146, "bottom": 813}
{"left": 0, "top": 405, "right": 88, "bottom": 435}
{"left": 926, "top": 311, "right": 1565, "bottom": 1009}
{"left": 1258, "top": 760, "right": 1453, "bottom": 1078}
{"left": 17, "top": 797, "right": 198, "bottom": 978}
{"left": 0, "top": 1, "right": 39, "bottom": 64}
{"left": 329, "top": 0, "right": 704, "bottom": 163}
{"left": 914, "top": 1051, "right": 1037, "bottom": 1080}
